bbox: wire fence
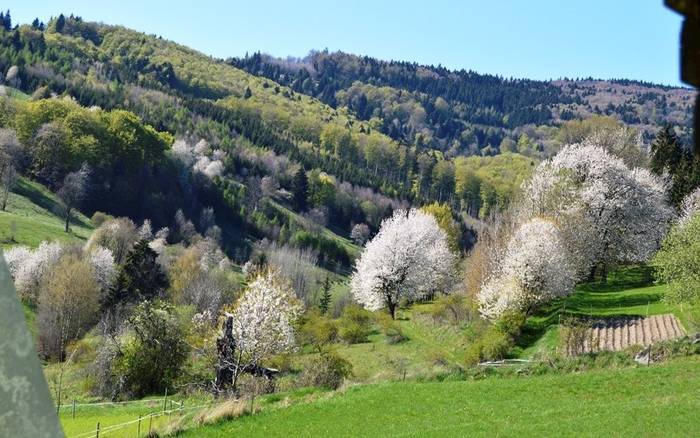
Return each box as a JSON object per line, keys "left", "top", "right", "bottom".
{"left": 65, "top": 401, "right": 218, "bottom": 438}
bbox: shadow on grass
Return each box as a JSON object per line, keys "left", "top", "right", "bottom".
{"left": 515, "top": 265, "right": 659, "bottom": 352}
{"left": 13, "top": 177, "right": 91, "bottom": 228}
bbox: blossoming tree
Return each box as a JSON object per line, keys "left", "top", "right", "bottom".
{"left": 350, "top": 208, "right": 456, "bottom": 319}
{"left": 215, "top": 270, "right": 302, "bottom": 392}
{"left": 478, "top": 218, "right": 574, "bottom": 319}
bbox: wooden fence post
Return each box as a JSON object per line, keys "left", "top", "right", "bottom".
{"left": 163, "top": 388, "right": 168, "bottom": 413}
{"left": 72, "top": 399, "right": 76, "bottom": 419}
{"left": 137, "top": 414, "right": 141, "bottom": 437}
{"left": 96, "top": 422, "right": 100, "bottom": 438}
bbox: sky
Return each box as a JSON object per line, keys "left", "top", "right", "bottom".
{"left": 4, "top": 0, "right": 687, "bottom": 86}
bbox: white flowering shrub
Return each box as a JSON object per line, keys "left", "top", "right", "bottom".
{"left": 87, "top": 245, "right": 116, "bottom": 298}
{"left": 478, "top": 219, "right": 575, "bottom": 319}
{"left": 230, "top": 270, "right": 302, "bottom": 365}
{"left": 13, "top": 242, "right": 65, "bottom": 303}
{"left": 3, "top": 245, "right": 31, "bottom": 278}
{"left": 350, "top": 209, "right": 456, "bottom": 318}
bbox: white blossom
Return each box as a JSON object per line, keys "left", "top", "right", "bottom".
{"left": 478, "top": 218, "right": 574, "bottom": 319}
{"left": 350, "top": 209, "right": 456, "bottom": 318}
{"left": 519, "top": 143, "right": 672, "bottom": 279}
{"left": 87, "top": 246, "right": 116, "bottom": 297}
{"left": 678, "top": 187, "right": 700, "bottom": 227}
{"left": 3, "top": 245, "right": 31, "bottom": 278}
{"left": 231, "top": 270, "right": 302, "bottom": 364}
{"left": 13, "top": 242, "right": 65, "bottom": 302}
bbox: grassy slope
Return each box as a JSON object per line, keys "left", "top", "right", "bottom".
{"left": 519, "top": 266, "right": 700, "bottom": 358}
{"left": 0, "top": 176, "right": 93, "bottom": 249}
{"left": 184, "top": 356, "right": 700, "bottom": 437}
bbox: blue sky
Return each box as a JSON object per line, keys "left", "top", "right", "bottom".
{"left": 4, "top": 0, "right": 686, "bottom": 86}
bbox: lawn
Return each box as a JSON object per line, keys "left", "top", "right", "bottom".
{"left": 518, "top": 266, "right": 700, "bottom": 357}
{"left": 0, "top": 177, "right": 92, "bottom": 248}
{"left": 181, "top": 356, "right": 700, "bottom": 437}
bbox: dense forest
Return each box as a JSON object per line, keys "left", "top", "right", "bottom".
{"left": 232, "top": 51, "right": 695, "bottom": 153}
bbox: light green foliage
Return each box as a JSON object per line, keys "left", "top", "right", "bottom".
{"left": 337, "top": 305, "right": 374, "bottom": 344}
{"left": 454, "top": 153, "right": 534, "bottom": 217}
{"left": 653, "top": 214, "right": 700, "bottom": 304}
{"left": 420, "top": 202, "right": 461, "bottom": 252}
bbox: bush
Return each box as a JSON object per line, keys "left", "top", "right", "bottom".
{"left": 110, "top": 301, "right": 190, "bottom": 398}
{"left": 375, "top": 313, "right": 408, "bottom": 344}
{"left": 426, "top": 293, "right": 476, "bottom": 326}
{"left": 299, "top": 310, "right": 338, "bottom": 352}
{"left": 464, "top": 326, "right": 514, "bottom": 366}
{"left": 90, "top": 211, "right": 113, "bottom": 227}
{"left": 337, "top": 305, "right": 373, "bottom": 344}
{"left": 298, "top": 352, "right": 352, "bottom": 389}
{"left": 559, "top": 317, "right": 595, "bottom": 356}
{"left": 494, "top": 310, "right": 527, "bottom": 339}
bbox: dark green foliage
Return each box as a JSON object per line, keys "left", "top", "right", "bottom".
{"left": 318, "top": 276, "right": 332, "bottom": 314}
{"left": 650, "top": 125, "right": 700, "bottom": 206}
{"left": 107, "top": 240, "right": 168, "bottom": 307}
{"left": 112, "top": 301, "right": 189, "bottom": 397}
{"left": 291, "top": 167, "right": 309, "bottom": 211}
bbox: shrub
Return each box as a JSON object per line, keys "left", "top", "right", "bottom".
{"left": 559, "top": 317, "right": 595, "bottom": 356}
{"left": 299, "top": 310, "right": 338, "bottom": 352}
{"left": 111, "top": 301, "right": 189, "bottom": 398}
{"left": 90, "top": 211, "right": 113, "bottom": 227}
{"left": 427, "top": 294, "right": 476, "bottom": 326}
{"left": 375, "top": 313, "right": 408, "bottom": 344}
{"left": 464, "top": 326, "right": 514, "bottom": 366}
{"left": 298, "top": 352, "right": 352, "bottom": 389}
{"left": 494, "top": 310, "right": 527, "bottom": 339}
{"left": 337, "top": 305, "right": 373, "bottom": 344}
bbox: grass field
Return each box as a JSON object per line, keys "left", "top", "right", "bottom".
{"left": 181, "top": 356, "right": 700, "bottom": 437}
{"left": 0, "top": 177, "right": 93, "bottom": 248}
{"left": 518, "top": 266, "right": 700, "bottom": 358}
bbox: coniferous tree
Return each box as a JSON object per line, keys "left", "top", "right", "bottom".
{"left": 3, "top": 10, "right": 11, "bottom": 31}
{"left": 291, "top": 167, "right": 309, "bottom": 211}
{"left": 55, "top": 14, "right": 66, "bottom": 33}
{"left": 318, "top": 276, "right": 332, "bottom": 315}
{"left": 650, "top": 125, "right": 683, "bottom": 174}
{"left": 107, "top": 240, "right": 167, "bottom": 307}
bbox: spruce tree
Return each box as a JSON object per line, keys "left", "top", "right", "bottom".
{"left": 318, "top": 276, "right": 332, "bottom": 315}
{"left": 55, "top": 14, "right": 66, "bottom": 33}
{"left": 291, "top": 167, "right": 309, "bottom": 211}
{"left": 106, "top": 240, "right": 167, "bottom": 307}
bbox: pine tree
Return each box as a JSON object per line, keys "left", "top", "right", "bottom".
{"left": 318, "top": 276, "right": 332, "bottom": 315}
{"left": 650, "top": 125, "right": 683, "bottom": 175}
{"left": 291, "top": 167, "right": 309, "bottom": 211}
{"left": 55, "top": 14, "right": 66, "bottom": 33}
{"left": 243, "top": 87, "right": 252, "bottom": 99}
{"left": 106, "top": 240, "right": 168, "bottom": 307}
{"left": 3, "top": 10, "right": 11, "bottom": 31}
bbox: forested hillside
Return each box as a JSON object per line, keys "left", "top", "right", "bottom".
{"left": 3, "top": 9, "right": 700, "bottom": 438}
{"left": 233, "top": 51, "right": 696, "bottom": 153}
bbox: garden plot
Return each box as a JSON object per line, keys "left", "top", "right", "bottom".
{"left": 583, "top": 314, "right": 685, "bottom": 353}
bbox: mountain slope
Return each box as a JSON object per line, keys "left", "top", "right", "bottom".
{"left": 232, "top": 51, "right": 696, "bottom": 152}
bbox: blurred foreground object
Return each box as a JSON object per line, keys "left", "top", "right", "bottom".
{"left": 0, "top": 253, "right": 64, "bottom": 437}
{"left": 666, "top": 0, "right": 700, "bottom": 152}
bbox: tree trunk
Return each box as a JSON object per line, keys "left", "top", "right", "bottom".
{"left": 64, "top": 207, "right": 71, "bottom": 232}
{"left": 388, "top": 301, "right": 396, "bottom": 320}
